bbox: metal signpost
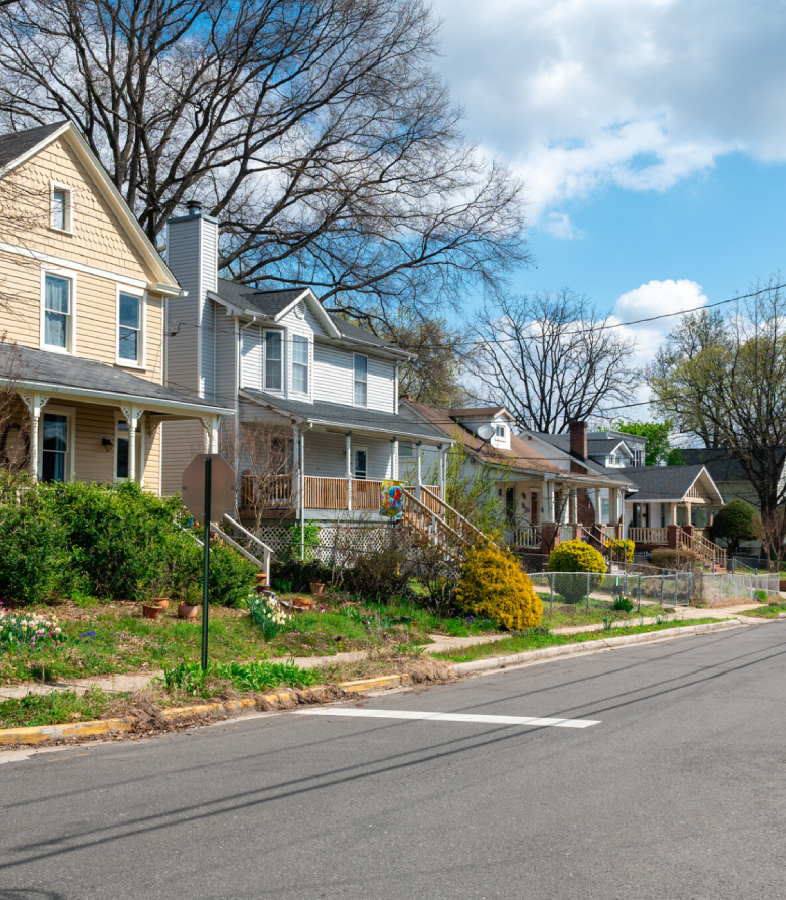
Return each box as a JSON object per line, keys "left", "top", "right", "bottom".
{"left": 181, "top": 453, "right": 236, "bottom": 670}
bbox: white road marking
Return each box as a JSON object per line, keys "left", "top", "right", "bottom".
{"left": 296, "top": 708, "right": 600, "bottom": 728}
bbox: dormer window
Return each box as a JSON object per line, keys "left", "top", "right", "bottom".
{"left": 495, "top": 425, "right": 506, "bottom": 438}
{"left": 50, "top": 184, "right": 72, "bottom": 232}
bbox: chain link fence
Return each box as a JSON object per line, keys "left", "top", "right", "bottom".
{"left": 530, "top": 570, "right": 781, "bottom": 611}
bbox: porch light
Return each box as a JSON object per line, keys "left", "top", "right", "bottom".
{"left": 102, "top": 438, "right": 113, "bottom": 451}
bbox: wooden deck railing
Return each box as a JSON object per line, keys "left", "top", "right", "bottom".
{"left": 682, "top": 529, "right": 727, "bottom": 569}
{"left": 628, "top": 527, "right": 669, "bottom": 545}
{"left": 508, "top": 524, "right": 542, "bottom": 547}
{"left": 303, "top": 476, "right": 348, "bottom": 509}
{"left": 240, "top": 474, "right": 292, "bottom": 509}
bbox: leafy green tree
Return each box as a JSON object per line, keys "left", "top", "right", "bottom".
{"left": 613, "top": 420, "right": 682, "bottom": 466}
{"left": 712, "top": 499, "right": 758, "bottom": 557}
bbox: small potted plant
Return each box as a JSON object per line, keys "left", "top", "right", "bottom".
{"left": 148, "top": 576, "right": 171, "bottom": 611}
{"left": 177, "top": 583, "right": 201, "bottom": 620}
{"left": 141, "top": 600, "right": 163, "bottom": 619}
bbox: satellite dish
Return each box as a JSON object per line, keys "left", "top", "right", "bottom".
{"left": 477, "top": 424, "right": 495, "bottom": 441}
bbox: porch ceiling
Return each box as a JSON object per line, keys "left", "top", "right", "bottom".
{"left": 240, "top": 389, "right": 450, "bottom": 444}
{"left": 2, "top": 344, "right": 231, "bottom": 417}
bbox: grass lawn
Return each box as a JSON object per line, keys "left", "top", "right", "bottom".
{"left": 0, "top": 594, "right": 504, "bottom": 686}
{"left": 738, "top": 602, "right": 786, "bottom": 618}
{"left": 540, "top": 602, "right": 674, "bottom": 629}
{"left": 432, "top": 618, "right": 727, "bottom": 663}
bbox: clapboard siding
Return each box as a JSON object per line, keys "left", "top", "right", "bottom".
{"left": 215, "top": 312, "right": 237, "bottom": 405}
{"left": 165, "top": 217, "right": 201, "bottom": 395}
{"left": 240, "top": 325, "right": 263, "bottom": 391}
{"left": 303, "top": 431, "right": 393, "bottom": 480}
{"left": 367, "top": 356, "right": 395, "bottom": 413}
{"left": 312, "top": 343, "right": 354, "bottom": 406}
{"left": 201, "top": 294, "right": 215, "bottom": 400}
{"left": 160, "top": 419, "right": 207, "bottom": 496}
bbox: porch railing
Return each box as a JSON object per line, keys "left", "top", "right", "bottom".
{"left": 682, "top": 529, "right": 727, "bottom": 570}
{"left": 508, "top": 524, "right": 542, "bottom": 547}
{"left": 240, "top": 474, "right": 292, "bottom": 509}
{"left": 628, "top": 527, "right": 669, "bottom": 545}
{"left": 303, "top": 476, "right": 348, "bottom": 509}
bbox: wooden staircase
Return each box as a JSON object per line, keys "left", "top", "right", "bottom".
{"left": 400, "top": 486, "right": 488, "bottom": 555}
{"left": 680, "top": 529, "right": 727, "bottom": 571}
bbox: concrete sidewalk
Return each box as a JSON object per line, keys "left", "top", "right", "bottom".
{"left": 0, "top": 604, "right": 768, "bottom": 701}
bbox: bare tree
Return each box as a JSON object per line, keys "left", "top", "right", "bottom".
{"left": 471, "top": 290, "right": 638, "bottom": 433}
{"left": 0, "top": 173, "right": 52, "bottom": 310}
{"left": 231, "top": 420, "right": 296, "bottom": 531}
{"left": 0, "top": 0, "right": 528, "bottom": 326}
{"left": 0, "top": 335, "right": 28, "bottom": 474}
{"left": 647, "top": 279, "right": 786, "bottom": 516}
{"left": 752, "top": 508, "right": 786, "bottom": 573}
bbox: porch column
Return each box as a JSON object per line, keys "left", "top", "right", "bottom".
{"left": 685, "top": 500, "right": 692, "bottom": 527}
{"left": 19, "top": 391, "right": 50, "bottom": 480}
{"left": 438, "top": 445, "right": 445, "bottom": 500}
{"left": 391, "top": 438, "right": 398, "bottom": 480}
{"left": 670, "top": 502, "right": 677, "bottom": 526}
{"left": 345, "top": 432, "right": 352, "bottom": 510}
{"left": 594, "top": 487, "right": 601, "bottom": 525}
{"left": 293, "top": 425, "right": 300, "bottom": 510}
{"left": 570, "top": 489, "right": 578, "bottom": 524}
{"left": 300, "top": 430, "right": 305, "bottom": 559}
{"left": 416, "top": 442, "right": 422, "bottom": 500}
{"left": 545, "top": 481, "right": 554, "bottom": 522}
{"left": 120, "top": 404, "right": 142, "bottom": 482}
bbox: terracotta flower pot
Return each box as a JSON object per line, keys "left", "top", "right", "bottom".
{"left": 310, "top": 582, "right": 325, "bottom": 596}
{"left": 177, "top": 602, "right": 199, "bottom": 620}
{"left": 153, "top": 598, "right": 170, "bottom": 610}
{"left": 142, "top": 603, "right": 162, "bottom": 620}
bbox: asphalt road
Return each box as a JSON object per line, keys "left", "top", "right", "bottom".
{"left": 2, "top": 623, "right": 786, "bottom": 900}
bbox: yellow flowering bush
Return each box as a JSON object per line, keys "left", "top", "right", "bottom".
{"left": 548, "top": 540, "right": 607, "bottom": 604}
{"left": 605, "top": 538, "right": 634, "bottom": 564}
{"left": 456, "top": 543, "right": 542, "bottom": 631}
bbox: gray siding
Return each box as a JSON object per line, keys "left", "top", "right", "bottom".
{"left": 215, "top": 312, "right": 237, "bottom": 407}
{"left": 165, "top": 217, "right": 200, "bottom": 395}
{"left": 312, "top": 343, "right": 395, "bottom": 412}
{"left": 303, "top": 431, "right": 394, "bottom": 480}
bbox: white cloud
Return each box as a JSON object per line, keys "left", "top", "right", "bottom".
{"left": 542, "top": 211, "right": 584, "bottom": 239}
{"left": 432, "top": 0, "right": 785, "bottom": 219}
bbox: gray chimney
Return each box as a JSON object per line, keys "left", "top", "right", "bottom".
{"left": 165, "top": 202, "right": 219, "bottom": 399}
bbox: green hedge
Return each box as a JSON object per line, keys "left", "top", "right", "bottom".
{"left": 0, "top": 474, "right": 256, "bottom": 606}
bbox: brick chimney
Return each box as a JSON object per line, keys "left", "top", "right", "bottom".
{"left": 569, "top": 420, "right": 588, "bottom": 460}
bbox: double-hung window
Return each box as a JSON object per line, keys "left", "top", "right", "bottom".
{"left": 354, "top": 354, "right": 368, "bottom": 407}
{"left": 43, "top": 273, "right": 72, "bottom": 351}
{"left": 118, "top": 291, "right": 142, "bottom": 364}
{"left": 292, "top": 335, "right": 308, "bottom": 393}
{"left": 264, "top": 331, "right": 282, "bottom": 391}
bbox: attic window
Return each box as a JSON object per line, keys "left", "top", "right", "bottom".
{"left": 50, "top": 184, "right": 72, "bottom": 232}
{"left": 495, "top": 425, "right": 506, "bottom": 438}
{"left": 295, "top": 301, "right": 306, "bottom": 319}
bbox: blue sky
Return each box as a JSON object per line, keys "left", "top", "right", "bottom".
{"left": 431, "top": 0, "right": 786, "bottom": 365}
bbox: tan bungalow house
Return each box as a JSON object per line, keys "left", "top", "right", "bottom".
{"left": 0, "top": 121, "right": 230, "bottom": 489}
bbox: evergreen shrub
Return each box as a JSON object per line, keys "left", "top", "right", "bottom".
{"left": 650, "top": 548, "right": 700, "bottom": 572}
{"left": 547, "top": 540, "right": 607, "bottom": 604}
{"left": 456, "top": 543, "right": 542, "bottom": 631}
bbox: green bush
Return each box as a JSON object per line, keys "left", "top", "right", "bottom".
{"left": 207, "top": 541, "right": 258, "bottom": 607}
{"left": 456, "top": 543, "right": 542, "bottom": 631}
{"left": 270, "top": 557, "right": 333, "bottom": 593}
{"left": 547, "top": 540, "right": 606, "bottom": 604}
{"left": 712, "top": 500, "right": 758, "bottom": 556}
{"left": 0, "top": 477, "right": 68, "bottom": 605}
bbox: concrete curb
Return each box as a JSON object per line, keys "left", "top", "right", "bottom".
{"left": 0, "top": 673, "right": 412, "bottom": 747}
{"left": 0, "top": 622, "right": 744, "bottom": 747}
{"left": 450, "top": 619, "right": 744, "bottom": 674}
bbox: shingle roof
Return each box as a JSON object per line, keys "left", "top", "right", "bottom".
{"left": 537, "top": 432, "right": 637, "bottom": 458}
{"left": 447, "top": 406, "right": 510, "bottom": 418}
{"left": 212, "top": 278, "right": 397, "bottom": 351}
{"left": 615, "top": 464, "right": 718, "bottom": 501}
{"left": 0, "top": 121, "right": 67, "bottom": 170}
{"left": 679, "top": 449, "right": 750, "bottom": 483}
{"left": 2, "top": 343, "right": 231, "bottom": 412}
{"left": 242, "top": 389, "right": 447, "bottom": 441}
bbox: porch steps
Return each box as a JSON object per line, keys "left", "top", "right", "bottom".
{"left": 400, "top": 486, "right": 488, "bottom": 555}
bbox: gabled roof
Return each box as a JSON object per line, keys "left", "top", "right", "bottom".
{"left": 679, "top": 449, "right": 750, "bottom": 483}
{"left": 0, "top": 121, "right": 179, "bottom": 294}
{"left": 2, "top": 343, "right": 230, "bottom": 415}
{"left": 538, "top": 432, "right": 636, "bottom": 459}
{"left": 616, "top": 464, "right": 723, "bottom": 503}
{"left": 404, "top": 400, "right": 625, "bottom": 482}
{"left": 210, "top": 278, "right": 406, "bottom": 355}
{"left": 240, "top": 389, "right": 447, "bottom": 442}
{"left": 448, "top": 405, "right": 513, "bottom": 419}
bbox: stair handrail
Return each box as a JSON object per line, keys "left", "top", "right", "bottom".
{"left": 212, "top": 525, "right": 267, "bottom": 572}
{"left": 222, "top": 514, "right": 273, "bottom": 583}
{"left": 418, "top": 485, "right": 491, "bottom": 546}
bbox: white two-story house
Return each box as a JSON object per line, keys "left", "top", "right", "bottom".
{"left": 161, "top": 203, "right": 451, "bottom": 522}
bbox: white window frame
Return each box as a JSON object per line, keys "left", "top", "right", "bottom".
{"left": 354, "top": 445, "right": 369, "bottom": 479}
{"left": 263, "top": 328, "right": 284, "bottom": 393}
{"left": 38, "top": 404, "right": 75, "bottom": 482}
{"left": 115, "top": 285, "right": 146, "bottom": 368}
{"left": 49, "top": 181, "right": 73, "bottom": 234}
{"left": 354, "top": 353, "right": 368, "bottom": 408}
{"left": 291, "top": 334, "right": 309, "bottom": 395}
{"left": 40, "top": 266, "right": 77, "bottom": 355}
{"left": 113, "top": 415, "right": 145, "bottom": 485}
{"left": 495, "top": 425, "right": 506, "bottom": 438}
